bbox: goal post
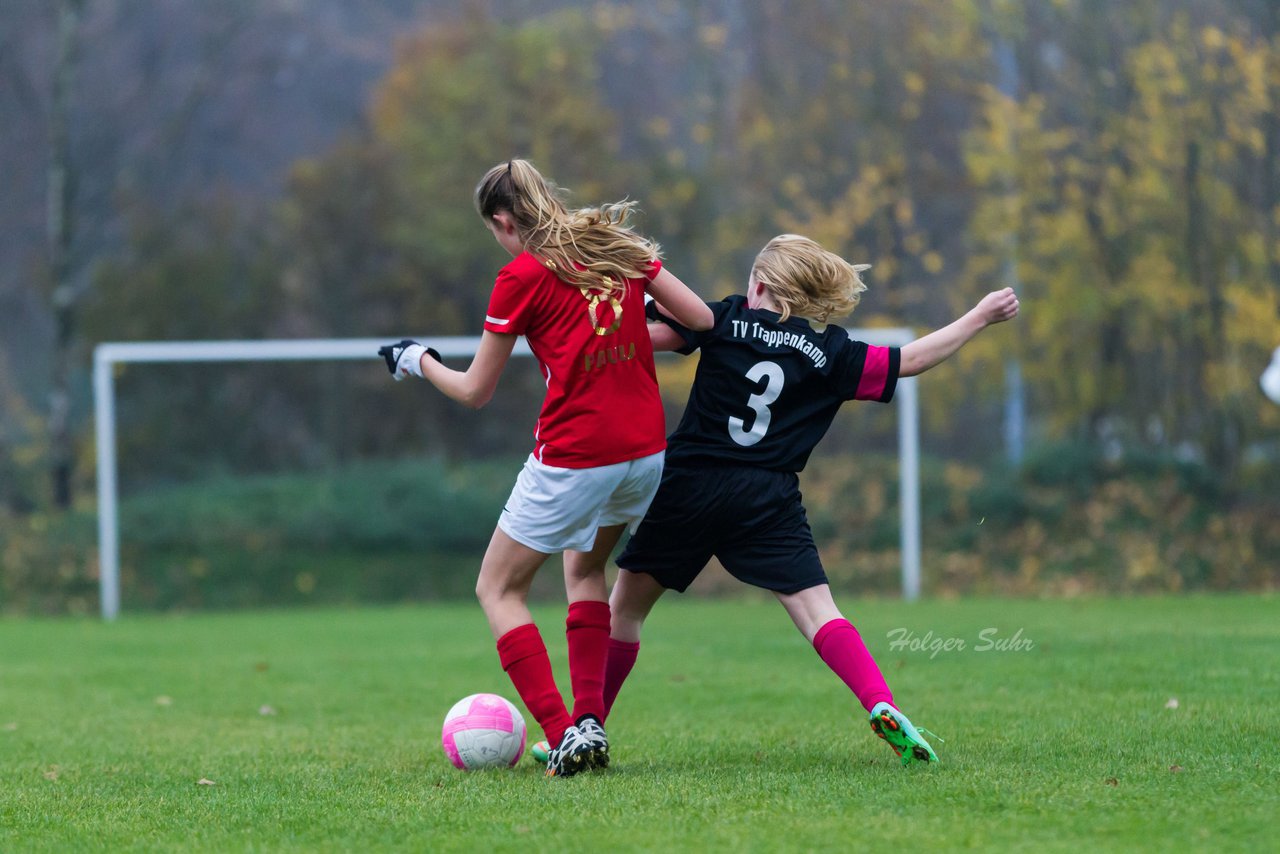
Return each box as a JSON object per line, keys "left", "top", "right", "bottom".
{"left": 93, "top": 332, "right": 920, "bottom": 620}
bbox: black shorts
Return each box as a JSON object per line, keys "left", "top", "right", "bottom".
{"left": 616, "top": 464, "right": 827, "bottom": 594}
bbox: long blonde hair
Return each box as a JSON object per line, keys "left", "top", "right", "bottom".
{"left": 750, "top": 234, "right": 869, "bottom": 323}
{"left": 474, "top": 159, "right": 660, "bottom": 296}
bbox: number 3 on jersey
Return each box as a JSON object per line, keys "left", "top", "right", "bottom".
{"left": 728, "top": 361, "right": 785, "bottom": 446}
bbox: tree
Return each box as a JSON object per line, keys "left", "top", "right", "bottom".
{"left": 46, "top": 0, "right": 85, "bottom": 509}
{"left": 962, "top": 3, "right": 1280, "bottom": 470}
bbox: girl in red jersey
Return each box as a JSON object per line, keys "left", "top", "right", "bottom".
{"left": 380, "top": 159, "right": 712, "bottom": 777}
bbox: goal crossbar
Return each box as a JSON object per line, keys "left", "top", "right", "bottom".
{"left": 93, "top": 333, "right": 920, "bottom": 620}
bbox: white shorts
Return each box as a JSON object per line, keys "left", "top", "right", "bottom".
{"left": 498, "top": 451, "right": 665, "bottom": 554}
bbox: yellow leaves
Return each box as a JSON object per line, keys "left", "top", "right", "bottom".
{"left": 1122, "top": 534, "right": 1162, "bottom": 582}
{"left": 1200, "top": 26, "right": 1226, "bottom": 50}
{"left": 944, "top": 463, "right": 983, "bottom": 494}
{"left": 654, "top": 354, "right": 698, "bottom": 402}
{"left": 546, "top": 47, "right": 568, "bottom": 73}
{"left": 781, "top": 174, "right": 806, "bottom": 201}
{"left": 894, "top": 198, "right": 915, "bottom": 226}
{"left": 943, "top": 462, "right": 981, "bottom": 519}
{"left": 861, "top": 478, "right": 887, "bottom": 521}
{"left": 647, "top": 176, "right": 698, "bottom": 212}
{"left": 591, "top": 2, "right": 633, "bottom": 34}
{"left": 1225, "top": 282, "right": 1280, "bottom": 352}
{"left": 646, "top": 116, "right": 671, "bottom": 140}
{"left": 698, "top": 24, "right": 728, "bottom": 50}
{"left": 1124, "top": 251, "right": 1183, "bottom": 311}
{"left": 1018, "top": 553, "right": 1042, "bottom": 584}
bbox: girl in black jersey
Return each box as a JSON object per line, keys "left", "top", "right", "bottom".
{"left": 604, "top": 234, "right": 1019, "bottom": 766}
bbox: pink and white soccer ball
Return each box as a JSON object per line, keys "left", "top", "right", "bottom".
{"left": 441, "top": 693, "right": 527, "bottom": 770}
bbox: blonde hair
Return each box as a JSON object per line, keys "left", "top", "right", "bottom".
{"left": 750, "top": 234, "right": 869, "bottom": 323}
{"left": 474, "top": 159, "right": 660, "bottom": 297}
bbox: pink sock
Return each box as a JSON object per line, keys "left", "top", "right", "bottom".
{"left": 813, "top": 619, "right": 894, "bottom": 713}
{"left": 602, "top": 638, "right": 640, "bottom": 721}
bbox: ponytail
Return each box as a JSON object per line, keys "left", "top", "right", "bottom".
{"left": 475, "top": 159, "right": 660, "bottom": 296}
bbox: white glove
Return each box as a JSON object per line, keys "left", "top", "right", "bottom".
{"left": 378, "top": 339, "right": 440, "bottom": 381}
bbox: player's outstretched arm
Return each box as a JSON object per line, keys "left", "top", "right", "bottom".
{"left": 899, "top": 287, "right": 1019, "bottom": 378}
{"left": 379, "top": 331, "right": 517, "bottom": 409}
{"left": 646, "top": 267, "right": 714, "bottom": 331}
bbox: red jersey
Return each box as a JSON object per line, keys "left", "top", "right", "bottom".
{"left": 483, "top": 252, "right": 667, "bottom": 468}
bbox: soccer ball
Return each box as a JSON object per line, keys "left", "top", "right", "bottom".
{"left": 441, "top": 693, "right": 527, "bottom": 770}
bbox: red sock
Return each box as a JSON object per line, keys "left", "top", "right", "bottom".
{"left": 602, "top": 638, "right": 640, "bottom": 721}
{"left": 565, "top": 600, "right": 611, "bottom": 723}
{"left": 813, "top": 619, "right": 894, "bottom": 713}
{"left": 496, "top": 623, "right": 572, "bottom": 747}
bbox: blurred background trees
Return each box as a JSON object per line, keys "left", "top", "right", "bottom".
{"left": 2, "top": 0, "right": 1278, "bottom": 608}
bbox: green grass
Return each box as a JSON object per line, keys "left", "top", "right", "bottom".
{"left": 1, "top": 595, "right": 1276, "bottom": 852}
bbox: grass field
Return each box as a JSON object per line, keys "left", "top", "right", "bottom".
{"left": 1, "top": 594, "right": 1276, "bottom": 852}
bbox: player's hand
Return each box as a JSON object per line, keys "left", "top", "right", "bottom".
{"left": 378, "top": 339, "right": 441, "bottom": 381}
{"left": 975, "top": 288, "right": 1019, "bottom": 326}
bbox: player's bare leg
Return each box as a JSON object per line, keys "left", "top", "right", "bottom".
{"left": 609, "top": 567, "right": 667, "bottom": 642}
{"left": 533, "top": 566, "right": 669, "bottom": 763}
{"left": 773, "top": 583, "right": 844, "bottom": 642}
{"left": 476, "top": 528, "right": 588, "bottom": 776}
{"left": 475, "top": 527, "right": 549, "bottom": 638}
{"left": 598, "top": 567, "right": 668, "bottom": 725}
{"left": 563, "top": 523, "right": 626, "bottom": 604}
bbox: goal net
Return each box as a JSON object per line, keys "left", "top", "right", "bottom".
{"left": 92, "top": 332, "right": 921, "bottom": 622}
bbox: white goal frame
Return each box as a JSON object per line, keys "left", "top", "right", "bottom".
{"left": 93, "top": 333, "right": 920, "bottom": 620}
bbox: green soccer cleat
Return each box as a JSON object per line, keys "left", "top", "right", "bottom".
{"left": 530, "top": 740, "right": 551, "bottom": 764}
{"left": 869, "top": 702, "right": 941, "bottom": 766}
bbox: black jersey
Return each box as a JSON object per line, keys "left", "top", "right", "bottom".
{"left": 658, "top": 295, "right": 900, "bottom": 472}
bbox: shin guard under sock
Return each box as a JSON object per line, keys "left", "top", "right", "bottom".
{"left": 602, "top": 638, "right": 640, "bottom": 720}
{"left": 813, "top": 618, "right": 895, "bottom": 713}
{"left": 565, "top": 600, "right": 611, "bottom": 723}
{"left": 496, "top": 623, "right": 572, "bottom": 746}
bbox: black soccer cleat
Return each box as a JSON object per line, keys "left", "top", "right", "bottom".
{"left": 576, "top": 714, "right": 610, "bottom": 770}
{"left": 544, "top": 724, "right": 595, "bottom": 778}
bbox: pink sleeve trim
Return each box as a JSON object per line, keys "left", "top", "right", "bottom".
{"left": 856, "top": 345, "right": 892, "bottom": 401}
